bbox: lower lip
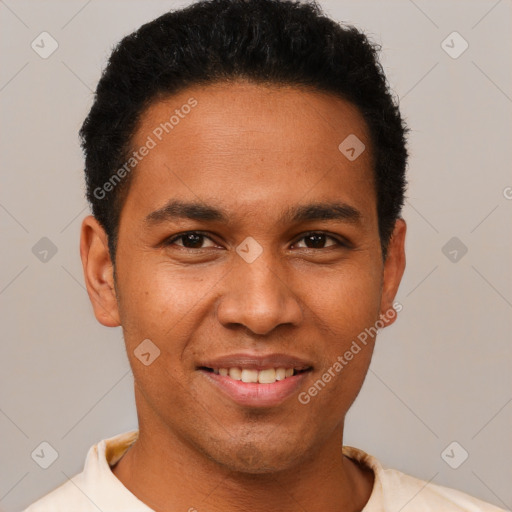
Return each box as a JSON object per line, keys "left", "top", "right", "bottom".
{"left": 200, "top": 370, "right": 309, "bottom": 408}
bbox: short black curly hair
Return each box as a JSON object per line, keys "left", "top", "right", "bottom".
{"left": 80, "top": 0, "right": 408, "bottom": 262}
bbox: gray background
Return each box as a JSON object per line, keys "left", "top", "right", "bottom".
{"left": 1, "top": 0, "right": 511, "bottom": 510}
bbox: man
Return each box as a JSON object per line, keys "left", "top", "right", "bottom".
{"left": 24, "top": 0, "right": 505, "bottom": 510}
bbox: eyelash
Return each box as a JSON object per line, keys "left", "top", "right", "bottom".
{"left": 163, "top": 231, "right": 348, "bottom": 250}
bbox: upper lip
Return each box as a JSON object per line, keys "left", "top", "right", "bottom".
{"left": 197, "top": 353, "right": 313, "bottom": 371}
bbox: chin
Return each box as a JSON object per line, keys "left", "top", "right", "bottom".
{"left": 207, "top": 439, "right": 305, "bottom": 475}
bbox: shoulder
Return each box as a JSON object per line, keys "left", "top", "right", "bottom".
{"left": 379, "top": 466, "right": 505, "bottom": 511}
{"left": 23, "top": 431, "right": 142, "bottom": 512}
{"left": 342, "top": 445, "right": 506, "bottom": 511}
{"left": 23, "top": 473, "right": 92, "bottom": 512}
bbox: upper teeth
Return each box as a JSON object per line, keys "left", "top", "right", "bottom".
{"left": 215, "top": 367, "right": 295, "bottom": 384}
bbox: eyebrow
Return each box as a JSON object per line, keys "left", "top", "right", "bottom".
{"left": 144, "top": 199, "right": 362, "bottom": 226}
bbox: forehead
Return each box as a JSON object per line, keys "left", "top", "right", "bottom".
{"left": 123, "top": 80, "right": 376, "bottom": 225}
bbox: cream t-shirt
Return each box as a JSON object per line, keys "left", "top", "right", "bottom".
{"left": 24, "top": 430, "right": 506, "bottom": 512}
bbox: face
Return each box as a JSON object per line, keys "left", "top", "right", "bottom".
{"left": 81, "top": 81, "right": 406, "bottom": 474}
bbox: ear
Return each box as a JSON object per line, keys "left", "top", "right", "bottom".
{"left": 379, "top": 218, "right": 406, "bottom": 328}
{"left": 80, "top": 215, "right": 121, "bottom": 327}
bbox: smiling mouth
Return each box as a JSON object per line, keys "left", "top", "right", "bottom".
{"left": 200, "top": 366, "right": 311, "bottom": 384}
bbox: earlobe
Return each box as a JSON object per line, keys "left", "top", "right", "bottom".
{"left": 379, "top": 219, "right": 406, "bottom": 328}
{"left": 80, "top": 215, "right": 121, "bottom": 327}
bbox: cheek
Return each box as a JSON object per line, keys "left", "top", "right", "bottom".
{"left": 115, "top": 262, "right": 224, "bottom": 398}
{"left": 117, "top": 267, "right": 200, "bottom": 412}
{"left": 310, "top": 262, "right": 382, "bottom": 333}
{"left": 302, "top": 317, "right": 376, "bottom": 421}
{"left": 303, "top": 261, "right": 382, "bottom": 392}
{"left": 116, "top": 261, "right": 216, "bottom": 341}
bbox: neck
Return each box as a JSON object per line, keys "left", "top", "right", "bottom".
{"left": 112, "top": 423, "right": 373, "bottom": 512}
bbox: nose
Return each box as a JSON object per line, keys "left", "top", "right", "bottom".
{"left": 216, "top": 254, "right": 303, "bottom": 336}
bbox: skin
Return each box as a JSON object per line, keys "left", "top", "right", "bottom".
{"left": 80, "top": 80, "right": 406, "bottom": 512}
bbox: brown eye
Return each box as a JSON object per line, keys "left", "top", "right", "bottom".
{"left": 166, "top": 232, "right": 217, "bottom": 249}
{"left": 294, "top": 233, "right": 341, "bottom": 249}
